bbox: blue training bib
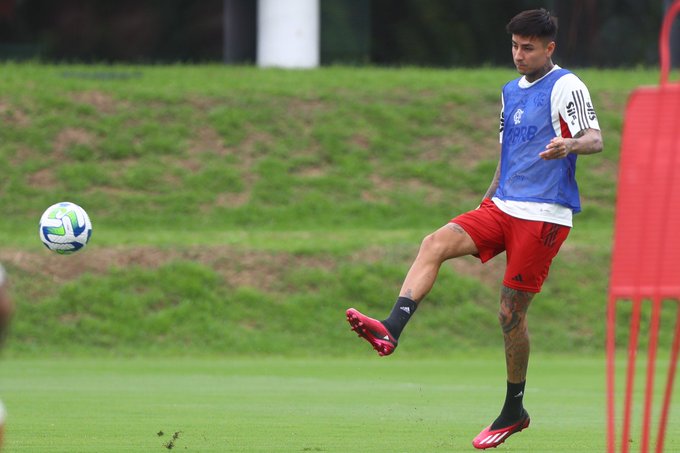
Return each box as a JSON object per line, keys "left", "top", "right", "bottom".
{"left": 495, "top": 69, "right": 581, "bottom": 213}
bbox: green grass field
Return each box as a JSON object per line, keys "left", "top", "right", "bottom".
{"left": 2, "top": 64, "right": 680, "bottom": 451}
{"left": 2, "top": 354, "right": 678, "bottom": 452}
{"left": 0, "top": 355, "right": 620, "bottom": 452}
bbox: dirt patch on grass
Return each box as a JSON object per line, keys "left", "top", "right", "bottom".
{"left": 187, "top": 126, "right": 228, "bottom": 159}
{"left": 361, "top": 174, "right": 391, "bottom": 203}
{"left": 0, "top": 246, "right": 335, "bottom": 292}
{"left": 71, "top": 90, "right": 123, "bottom": 115}
{"left": 417, "top": 135, "right": 463, "bottom": 162}
{"left": 27, "top": 167, "right": 58, "bottom": 188}
{"left": 213, "top": 191, "right": 250, "bottom": 209}
{"left": 362, "top": 173, "right": 445, "bottom": 204}
{"left": 1, "top": 243, "right": 509, "bottom": 295}
{"left": 187, "top": 95, "right": 222, "bottom": 112}
{"left": 191, "top": 126, "right": 275, "bottom": 208}
{"left": 287, "top": 98, "right": 328, "bottom": 121}
{"left": 292, "top": 165, "right": 328, "bottom": 178}
{"left": 0, "top": 101, "right": 31, "bottom": 127}
{"left": 350, "top": 133, "right": 370, "bottom": 150}
{"left": 54, "top": 127, "right": 98, "bottom": 156}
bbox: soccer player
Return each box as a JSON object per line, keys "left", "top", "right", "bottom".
{"left": 346, "top": 8, "right": 603, "bottom": 449}
{"left": 0, "top": 264, "right": 14, "bottom": 451}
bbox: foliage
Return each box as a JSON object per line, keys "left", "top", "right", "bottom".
{"left": 1, "top": 1, "right": 672, "bottom": 66}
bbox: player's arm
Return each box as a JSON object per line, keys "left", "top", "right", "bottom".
{"left": 0, "top": 265, "right": 14, "bottom": 347}
{"left": 540, "top": 74, "right": 603, "bottom": 160}
{"left": 540, "top": 128, "right": 603, "bottom": 160}
{"left": 482, "top": 100, "right": 505, "bottom": 201}
{"left": 481, "top": 153, "right": 501, "bottom": 202}
{"left": 481, "top": 102, "right": 505, "bottom": 203}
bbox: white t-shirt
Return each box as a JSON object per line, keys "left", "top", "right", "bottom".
{"left": 494, "top": 65, "right": 601, "bottom": 227}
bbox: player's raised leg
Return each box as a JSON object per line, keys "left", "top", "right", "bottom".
{"left": 346, "top": 223, "right": 477, "bottom": 356}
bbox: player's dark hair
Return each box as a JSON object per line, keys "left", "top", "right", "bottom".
{"left": 506, "top": 8, "right": 558, "bottom": 42}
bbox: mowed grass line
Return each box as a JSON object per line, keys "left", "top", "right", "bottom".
{"left": 3, "top": 354, "right": 677, "bottom": 452}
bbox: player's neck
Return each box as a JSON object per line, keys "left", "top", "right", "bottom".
{"left": 525, "top": 61, "right": 555, "bottom": 83}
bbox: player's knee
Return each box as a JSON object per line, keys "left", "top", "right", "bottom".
{"left": 419, "top": 232, "right": 449, "bottom": 261}
{"left": 497, "top": 305, "right": 527, "bottom": 334}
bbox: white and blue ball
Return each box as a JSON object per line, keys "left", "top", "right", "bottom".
{"left": 39, "top": 202, "right": 92, "bottom": 254}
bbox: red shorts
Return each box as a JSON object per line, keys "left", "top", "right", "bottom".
{"left": 451, "top": 198, "right": 570, "bottom": 293}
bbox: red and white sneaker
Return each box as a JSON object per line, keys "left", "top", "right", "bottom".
{"left": 472, "top": 410, "right": 530, "bottom": 449}
{"left": 346, "top": 308, "right": 397, "bottom": 356}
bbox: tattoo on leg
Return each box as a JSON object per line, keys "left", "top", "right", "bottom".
{"left": 403, "top": 288, "right": 415, "bottom": 301}
{"left": 498, "top": 287, "right": 533, "bottom": 333}
{"left": 499, "top": 286, "right": 535, "bottom": 382}
{"left": 447, "top": 223, "right": 466, "bottom": 235}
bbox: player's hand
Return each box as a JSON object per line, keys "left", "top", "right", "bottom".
{"left": 539, "top": 137, "right": 572, "bottom": 160}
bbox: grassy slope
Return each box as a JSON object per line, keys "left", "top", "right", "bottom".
{"left": 0, "top": 63, "right": 672, "bottom": 355}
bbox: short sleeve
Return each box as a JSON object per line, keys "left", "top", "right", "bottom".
{"left": 552, "top": 74, "right": 600, "bottom": 138}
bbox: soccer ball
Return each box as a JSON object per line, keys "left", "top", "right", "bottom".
{"left": 39, "top": 202, "right": 92, "bottom": 254}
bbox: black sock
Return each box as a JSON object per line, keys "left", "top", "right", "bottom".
{"left": 490, "top": 380, "right": 526, "bottom": 430}
{"left": 381, "top": 297, "right": 417, "bottom": 339}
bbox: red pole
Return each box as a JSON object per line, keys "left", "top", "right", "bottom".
{"left": 641, "top": 297, "right": 661, "bottom": 453}
{"left": 607, "top": 295, "right": 618, "bottom": 453}
{"left": 622, "top": 298, "right": 642, "bottom": 453}
{"left": 660, "top": 0, "right": 680, "bottom": 85}
{"left": 655, "top": 301, "right": 680, "bottom": 453}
